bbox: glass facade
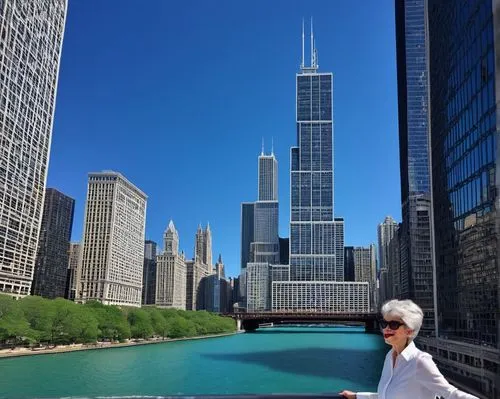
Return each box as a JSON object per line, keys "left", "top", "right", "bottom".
{"left": 395, "top": 0, "right": 435, "bottom": 335}
{"left": 426, "top": 1, "right": 499, "bottom": 396}
{"left": 32, "top": 188, "right": 74, "bottom": 299}
{"left": 290, "top": 71, "right": 343, "bottom": 283}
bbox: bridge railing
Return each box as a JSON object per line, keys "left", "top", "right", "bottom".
{"left": 54, "top": 395, "right": 345, "bottom": 399}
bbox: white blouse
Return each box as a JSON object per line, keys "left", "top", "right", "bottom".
{"left": 356, "top": 341, "right": 479, "bottom": 399}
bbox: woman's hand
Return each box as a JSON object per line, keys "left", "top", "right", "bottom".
{"left": 339, "top": 390, "right": 356, "bottom": 399}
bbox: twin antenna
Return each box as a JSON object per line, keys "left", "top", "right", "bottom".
{"left": 301, "top": 18, "right": 318, "bottom": 71}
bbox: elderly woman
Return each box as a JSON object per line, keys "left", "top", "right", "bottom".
{"left": 340, "top": 299, "right": 479, "bottom": 399}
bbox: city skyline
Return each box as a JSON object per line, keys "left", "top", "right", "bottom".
{"left": 47, "top": 0, "right": 400, "bottom": 278}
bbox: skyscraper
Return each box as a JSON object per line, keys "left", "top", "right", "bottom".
{"left": 251, "top": 151, "right": 279, "bottom": 264}
{"left": 0, "top": 0, "right": 68, "bottom": 297}
{"left": 272, "top": 22, "right": 368, "bottom": 313}
{"left": 76, "top": 171, "right": 147, "bottom": 307}
{"left": 240, "top": 202, "right": 255, "bottom": 270}
{"left": 424, "top": 1, "right": 500, "bottom": 396}
{"left": 156, "top": 221, "right": 186, "bottom": 309}
{"left": 194, "top": 224, "right": 212, "bottom": 272}
{"left": 377, "top": 216, "right": 398, "bottom": 304}
{"left": 353, "top": 245, "right": 377, "bottom": 310}
{"left": 343, "top": 246, "right": 355, "bottom": 282}
{"left": 32, "top": 188, "right": 74, "bottom": 298}
{"left": 142, "top": 240, "right": 157, "bottom": 305}
{"left": 395, "top": 0, "right": 435, "bottom": 336}
{"left": 65, "top": 242, "right": 80, "bottom": 300}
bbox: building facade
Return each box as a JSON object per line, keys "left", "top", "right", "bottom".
{"left": 142, "top": 240, "right": 157, "bottom": 305}
{"left": 0, "top": 0, "right": 68, "bottom": 297}
{"left": 75, "top": 171, "right": 147, "bottom": 307}
{"left": 246, "top": 262, "right": 270, "bottom": 311}
{"left": 424, "top": 0, "right": 500, "bottom": 396}
{"left": 344, "top": 246, "right": 355, "bottom": 282}
{"left": 195, "top": 224, "right": 212, "bottom": 272}
{"left": 273, "top": 24, "right": 348, "bottom": 311}
{"left": 353, "top": 245, "right": 377, "bottom": 310}
{"left": 156, "top": 222, "right": 185, "bottom": 309}
{"left": 395, "top": 0, "right": 436, "bottom": 336}
{"left": 32, "top": 188, "right": 74, "bottom": 298}
{"left": 185, "top": 259, "right": 211, "bottom": 311}
{"left": 65, "top": 242, "right": 80, "bottom": 300}
{"left": 377, "top": 216, "right": 398, "bottom": 304}
{"left": 240, "top": 202, "right": 255, "bottom": 271}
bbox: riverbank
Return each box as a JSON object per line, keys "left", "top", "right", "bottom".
{"left": 0, "top": 331, "right": 240, "bottom": 359}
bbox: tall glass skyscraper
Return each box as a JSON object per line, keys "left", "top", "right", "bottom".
{"left": 272, "top": 23, "right": 369, "bottom": 313}
{"left": 0, "top": 0, "right": 68, "bottom": 297}
{"left": 290, "top": 25, "right": 342, "bottom": 283}
{"left": 425, "top": 1, "right": 500, "bottom": 396}
{"left": 395, "top": 0, "right": 435, "bottom": 336}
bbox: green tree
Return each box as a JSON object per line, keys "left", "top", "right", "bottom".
{"left": 84, "top": 301, "right": 130, "bottom": 341}
{"left": 127, "top": 308, "right": 153, "bottom": 339}
{"left": 146, "top": 308, "right": 168, "bottom": 339}
{"left": 0, "top": 294, "right": 32, "bottom": 347}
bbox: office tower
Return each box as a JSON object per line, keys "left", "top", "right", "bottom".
{"left": 387, "top": 225, "right": 401, "bottom": 299}
{"left": 185, "top": 258, "right": 211, "bottom": 310}
{"left": 240, "top": 202, "right": 254, "bottom": 270}
{"left": 194, "top": 224, "right": 212, "bottom": 271}
{"left": 377, "top": 216, "right": 398, "bottom": 303}
{"left": 246, "top": 262, "right": 270, "bottom": 311}
{"left": 215, "top": 254, "right": 225, "bottom": 278}
{"left": 424, "top": 1, "right": 500, "bottom": 396}
{"left": 65, "top": 242, "right": 80, "bottom": 300}
{"left": 251, "top": 150, "right": 279, "bottom": 264}
{"left": 395, "top": 0, "right": 435, "bottom": 335}
{"left": 76, "top": 171, "right": 147, "bottom": 307}
{"left": 32, "top": 188, "right": 74, "bottom": 298}
{"left": 344, "top": 246, "right": 355, "bottom": 282}
{"left": 142, "top": 240, "right": 157, "bottom": 305}
{"left": 0, "top": 0, "right": 68, "bottom": 297}
{"left": 199, "top": 265, "right": 232, "bottom": 313}
{"left": 258, "top": 150, "right": 278, "bottom": 201}
{"left": 156, "top": 221, "right": 186, "bottom": 309}
{"left": 272, "top": 23, "right": 367, "bottom": 312}
{"left": 353, "top": 245, "right": 377, "bottom": 310}
{"left": 377, "top": 216, "right": 398, "bottom": 271}
{"left": 279, "top": 237, "right": 289, "bottom": 265}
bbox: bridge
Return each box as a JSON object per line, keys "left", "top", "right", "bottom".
{"left": 230, "top": 311, "right": 380, "bottom": 333}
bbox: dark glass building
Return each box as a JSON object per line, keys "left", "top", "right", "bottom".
{"left": 344, "top": 246, "right": 355, "bottom": 282}
{"left": 142, "top": 240, "right": 157, "bottom": 305}
{"left": 427, "top": 0, "right": 500, "bottom": 396}
{"left": 32, "top": 188, "right": 74, "bottom": 298}
{"left": 240, "top": 202, "right": 254, "bottom": 270}
{"left": 279, "top": 237, "right": 289, "bottom": 265}
{"left": 395, "top": 0, "right": 435, "bottom": 336}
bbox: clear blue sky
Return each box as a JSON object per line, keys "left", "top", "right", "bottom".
{"left": 48, "top": 0, "right": 401, "bottom": 278}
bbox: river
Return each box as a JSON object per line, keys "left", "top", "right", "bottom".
{"left": 0, "top": 326, "right": 387, "bottom": 398}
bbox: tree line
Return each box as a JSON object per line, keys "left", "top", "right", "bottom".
{"left": 0, "top": 294, "right": 236, "bottom": 348}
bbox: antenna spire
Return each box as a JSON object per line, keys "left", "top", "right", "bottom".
{"left": 261, "top": 137, "right": 264, "bottom": 155}
{"left": 301, "top": 19, "right": 305, "bottom": 68}
{"left": 310, "top": 17, "right": 314, "bottom": 68}
{"left": 271, "top": 137, "right": 274, "bottom": 155}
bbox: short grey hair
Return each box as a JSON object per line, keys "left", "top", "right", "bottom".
{"left": 381, "top": 299, "right": 423, "bottom": 340}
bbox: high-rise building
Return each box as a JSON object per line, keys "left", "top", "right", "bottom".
{"left": 185, "top": 258, "right": 210, "bottom": 311}
{"left": 246, "top": 262, "right": 270, "bottom": 311}
{"left": 240, "top": 202, "right": 254, "bottom": 270}
{"left": 258, "top": 151, "right": 278, "bottom": 202}
{"left": 156, "top": 222, "right": 185, "bottom": 309}
{"left": 215, "top": 253, "right": 225, "bottom": 279}
{"left": 422, "top": 1, "right": 500, "bottom": 396}
{"left": 271, "top": 23, "right": 367, "bottom": 312}
{"left": 65, "top": 242, "right": 80, "bottom": 300}
{"left": 353, "top": 245, "right": 377, "bottom": 310}
{"left": 142, "top": 240, "right": 157, "bottom": 305}
{"left": 32, "top": 188, "right": 74, "bottom": 298}
{"left": 75, "top": 171, "right": 147, "bottom": 307}
{"left": 387, "top": 225, "right": 401, "bottom": 299}
{"left": 278, "top": 237, "right": 289, "bottom": 265}
{"left": 395, "top": 0, "right": 435, "bottom": 336}
{"left": 194, "top": 224, "right": 212, "bottom": 272}
{"left": 377, "top": 216, "right": 398, "bottom": 303}
{"left": 0, "top": 0, "right": 68, "bottom": 297}
{"left": 344, "top": 246, "right": 355, "bottom": 282}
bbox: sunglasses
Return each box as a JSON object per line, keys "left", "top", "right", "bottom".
{"left": 379, "top": 319, "right": 405, "bottom": 330}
